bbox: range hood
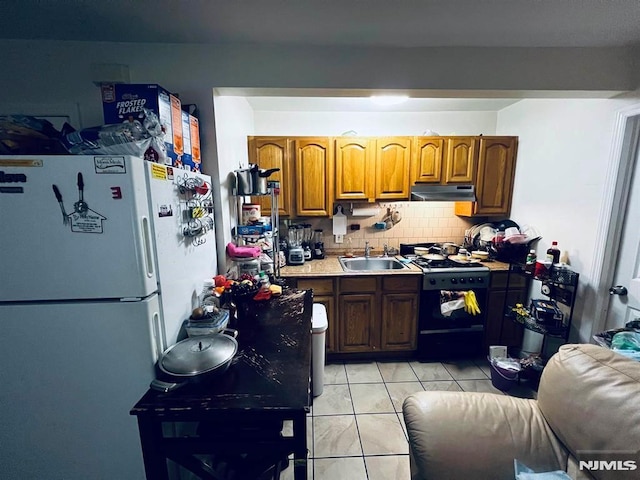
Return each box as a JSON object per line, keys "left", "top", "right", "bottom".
{"left": 410, "top": 184, "right": 476, "bottom": 202}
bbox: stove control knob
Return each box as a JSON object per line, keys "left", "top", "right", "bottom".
{"left": 459, "top": 278, "right": 466, "bottom": 284}
{"left": 477, "top": 277, "right": 485, "bottom": 283}
{"left": 468, "top": 277, "right": 475, "bottom": 284}
{"left": 429, "top": 279, "right": 436, "bottom": 285}
{"left": 450, "top": 278, "right": 458, "bottom": 284}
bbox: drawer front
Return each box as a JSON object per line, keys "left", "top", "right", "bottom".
{"left": 297, "top": 278, "right": 335, "bottom": 295}
{"left": 339, "top": 276, "right": 377, "bottom": 293}
{"left": 490, "top": 271, "right": 527, "bottom": 289}
{"left": 382, "top": 275, "right": 420, "bottom": 292}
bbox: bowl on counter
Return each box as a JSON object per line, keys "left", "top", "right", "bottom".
{"left": 471, "top": 250, "right": 489, "bottom": 260}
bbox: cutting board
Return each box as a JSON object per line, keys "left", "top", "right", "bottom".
{"left": 332, "top": 205, "right": 347, "bottom": 235}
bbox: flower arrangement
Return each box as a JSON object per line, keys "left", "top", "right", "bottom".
{"left": 511, "top": 303, "right": 546, "bottom": 334}
{"left": 511, "top": 303, "right": 530, "bottom": 322}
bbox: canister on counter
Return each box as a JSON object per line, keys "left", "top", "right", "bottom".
{"left": 241, "top": 204, "right": 261, "bottom": 224}
{"left": 235, "top": 257, "right": 260, "bottom": 277}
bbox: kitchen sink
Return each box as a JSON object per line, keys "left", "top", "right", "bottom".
{"left": 339, "top": 256, "right": 408, "bottom": 272}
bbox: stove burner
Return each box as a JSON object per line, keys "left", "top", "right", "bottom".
{"left": 404, "top": 255, "right": 487, "bottom": 271}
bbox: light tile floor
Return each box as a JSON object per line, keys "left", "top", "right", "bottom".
{"left": 281, "top": 357, "right": 536, "bottom": 480}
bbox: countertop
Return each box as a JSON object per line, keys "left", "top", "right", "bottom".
{"left": 279, "top": 256, "right": 511, "bottom": 277}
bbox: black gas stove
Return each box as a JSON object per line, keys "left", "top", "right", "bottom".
{"left": 400, "top": 243, "right": 490, "bottom": 275}
{"left": 401, "top": 243, "right": 489, "bottom": 359}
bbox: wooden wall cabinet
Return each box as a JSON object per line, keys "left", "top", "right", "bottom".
{"left": 412, "top": 137, "right": 476, "bottom": 185}
{"left": 484, "top": 271, "right": 527, "bottom": 350}
{"left": 294, "top": 137, "right": 334, "bottom": 216}
{"left": 247, "top": 134, "right": 517, "bottom": 217}
{"left": 455, "top": 136, "right": 518, "bottom": 217}
{"left": 374, "top": 137, "right": 412, "bottom": 200}
{"left": 247, "top": 137, "right": 293, "bottom": 217}
{"left": 335, "top": 137, "right": 412, "bottom": 202}
{"left": 334, "top": 137, "right": 375, "bottom": 201}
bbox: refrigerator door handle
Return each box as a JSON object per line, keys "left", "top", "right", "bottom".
{"left": 151, "top": 310, "right": 166, "bottom": 362}
{"left": 140, "top": 216, "right": 155, "bottom": 278}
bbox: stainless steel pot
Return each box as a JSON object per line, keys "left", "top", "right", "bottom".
{"left": 253, "top": 167, "right": 279, "bottom": 195}
{"left": 235, "top": 165, "right": 280, "bottom": 195}
{"left": 441, "top": 243, "right": 459, "bottom": 257}
{"left": 235, "top": 165, "right": 258, "bottom": 195}
{"left": 150, "top": 329, "right": 238, "bottom": 392}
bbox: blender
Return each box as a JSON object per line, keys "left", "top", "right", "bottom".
{"left": 313, "top": 229, "right": 325, "bottom": 259}
{"left": 302, "top": 224, "right": 313, "bottom": 261}
{"left": 287, "top": 225, "right": 305, "bottom": 265}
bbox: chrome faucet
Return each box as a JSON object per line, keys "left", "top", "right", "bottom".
{"left": 383, "top": 244, "right": 389, "bottom": 257}
{"left": 364, "top": 241, "right": 372, "bottom": 258}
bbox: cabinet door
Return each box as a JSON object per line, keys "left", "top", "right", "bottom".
{"left": 294, "top": 138, "right": 334, "bottom": 217}
{"left": 380, "top": 293, "right": 418, "bottom": 351}
{"left": 335, "top": 138, "right": 375, "bottom": 201}
{"left": 375, "top": 137, "right": 411, "bottom": 199}
{"left": 444, "top": 137, "right": 477, "bottom": 184}
{"left": 485, "top": 271, "right": 525, "bottom": 349}
{"left": 454, "top": 136, "right": 518, "bottom": 217}
{"left": 248, "top": 137, "right": 292, "bottom": 217}
{"left": 412, "top": 137, "right": 445, "bottom": 184}
{"left": 339, "top": 294, "right": 378, "bottom": 352}
{"left": 474, "top": 137, "right": 517, "bottom": 216}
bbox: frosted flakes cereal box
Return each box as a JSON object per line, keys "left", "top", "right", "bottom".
{"left": 101, "top": 83, "right": 183, "bottom": 165}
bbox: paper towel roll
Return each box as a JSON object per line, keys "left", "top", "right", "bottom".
{"left": 351, "top": 207, "right": 380, "bottom": 217}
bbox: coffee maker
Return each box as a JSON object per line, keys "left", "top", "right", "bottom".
{"left": 287, "top": 225, "right": 305, "bottom": 265}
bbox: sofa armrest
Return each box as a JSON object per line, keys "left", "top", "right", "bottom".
{"left": 403, "top": 391, "right": 568, "bottom": 480}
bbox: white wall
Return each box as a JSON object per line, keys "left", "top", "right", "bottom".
{"left": 496, "top": 98, "right": 637, "bottom": 341}
{"left": 253, "top": 111, "right": 497, "bottom": 136}
{"left": 212, "top": 95, "right": 254, "bottom": 269}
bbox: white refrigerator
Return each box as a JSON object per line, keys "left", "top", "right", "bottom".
{"left": 0, "top": 155, "right": 217, "bottom": 480}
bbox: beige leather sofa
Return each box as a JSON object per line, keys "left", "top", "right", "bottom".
{"left": 403, "top": 344, "right": 640, "bottom": 480}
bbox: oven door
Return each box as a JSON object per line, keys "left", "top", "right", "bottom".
{"left": 417, "top": 286, "right": 488, "bottom": 359}
{"left": 418, "top": 287, "right": 487, "bottom": 332}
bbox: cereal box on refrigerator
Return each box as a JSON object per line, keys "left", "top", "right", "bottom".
{"left": 189, "top": 114, "right": 202, "bottom": 172}
{"left": 180, "top": 110, "right": 194, "bottom": 171}
{"left": 101, "top": 83, "right": 183, "bottom": 165}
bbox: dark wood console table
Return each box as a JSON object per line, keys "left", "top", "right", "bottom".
{"left": 131, "top": 289, "right": 313, "bottom": 480}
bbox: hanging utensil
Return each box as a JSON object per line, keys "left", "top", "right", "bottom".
{"left": 74, "top": 172, "right": 89, "bottom": 216}
{"left": 52, "top": 184, "right": 69, "bottom": 225}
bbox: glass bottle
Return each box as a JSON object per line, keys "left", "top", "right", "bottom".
{"left": 547, "top": 241, "right": 561, "bottom": 264}
{"left": 525, "top": 250, "right": 537, "bottom": 273}
{"left": 345, "top": 237, "right": 354, "bottom": 257}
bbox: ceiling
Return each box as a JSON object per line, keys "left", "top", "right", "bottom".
{"left": 244, "top": 96, "right": 522, "bottom": 112}
{"left": 2, "top": 0, "right": 640, "bottom": 48}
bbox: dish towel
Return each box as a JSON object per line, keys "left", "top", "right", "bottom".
{"left": 440, "top": 290, "right": 465, "bottom": 317}
{"left": 440, "top": 290, "right": 481, "bottom": 316}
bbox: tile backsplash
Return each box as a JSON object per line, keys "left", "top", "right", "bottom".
{"left": 284, "top": 201, "right": 476, "bottom": 254}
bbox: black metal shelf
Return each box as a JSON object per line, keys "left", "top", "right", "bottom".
{"left": 505, "top": 262, "right": 579, "bottom": 355}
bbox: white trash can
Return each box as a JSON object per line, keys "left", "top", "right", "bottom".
{"left": 312, "top": 303, "right": 328, "bottom": 397}
{"left": 521, "top": 328, "right": 544, "bottom": 356}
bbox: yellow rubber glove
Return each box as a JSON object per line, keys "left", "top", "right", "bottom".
{"left": 463, "top": 291, "right": 471, "bottom": 314}
{"left": 469, "top": 291, "right": 481, "bottom": 315}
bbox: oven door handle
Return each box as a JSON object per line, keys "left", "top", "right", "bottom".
{"left": 420, "top": 325, "right": 485, "bottom": 335}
